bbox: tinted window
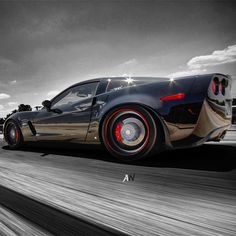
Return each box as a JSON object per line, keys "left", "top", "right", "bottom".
{"left": 51, "top": 82, "right": 98, "bottom": 110}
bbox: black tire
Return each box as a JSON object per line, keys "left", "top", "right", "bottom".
{"left": 102, "top": 105, "right": 162, "bottom": 162}
{"left": 4, "top": 120, "right": 24, "bottom": 149}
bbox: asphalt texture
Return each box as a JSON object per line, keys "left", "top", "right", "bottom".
{"left": 0, "top": 204, "right": 51, "bottom": 236}
{"left": 0, "top": 126, "right": 236, "bottom": 235}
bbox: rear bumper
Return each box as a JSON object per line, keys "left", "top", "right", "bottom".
{"left": 168, "top": 99, "right": 231, "bottom": 148}
{"left": 192, "top": 99, "right": 231, "bottom": 139}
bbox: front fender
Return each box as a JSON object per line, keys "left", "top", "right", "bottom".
{"left": 4, "top": 111, "right": 39, "bottom": 142}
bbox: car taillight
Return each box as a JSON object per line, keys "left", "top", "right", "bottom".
{"left": 220, "top": 79, "right": 227, "bottom": 96}
{"left": 160, "top": 93, "right": 185, "bottom": 101}
{"left": 212, "top": 77, "right": 219, "bottom": 95}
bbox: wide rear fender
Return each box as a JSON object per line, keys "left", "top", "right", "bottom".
{"left": 96, "top": 94, "right": 172, "bottom": 148}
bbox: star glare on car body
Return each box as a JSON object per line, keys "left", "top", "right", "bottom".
{"left": 124, "top": 78, "right": 134, "bottom": 84}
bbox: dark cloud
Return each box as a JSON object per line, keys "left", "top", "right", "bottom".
{"left": 1, "top": 1, "right": 235, "bottom": 59}
{"left": 0, "top": 0, "right": 236, "bottom": 116}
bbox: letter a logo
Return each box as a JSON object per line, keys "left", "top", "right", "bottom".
{"left": 123, "top": 174, "right": 129, "bottom": 182}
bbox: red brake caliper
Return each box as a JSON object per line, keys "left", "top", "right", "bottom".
{"left": 115, "top": 122, "right": 122, "bottom": 143}
{"left": 15, "top": 127, "right": 19, "bottom": 143}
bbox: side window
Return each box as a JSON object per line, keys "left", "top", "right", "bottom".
{"left": 51, "top": 82, "right": 98, "bottom": 111}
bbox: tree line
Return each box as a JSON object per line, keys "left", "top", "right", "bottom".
{"left": 0, "top": 104, "right": 32, "bottom": 125}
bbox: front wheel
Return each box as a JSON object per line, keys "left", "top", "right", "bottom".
{"left": 102, "top": 106, "right": 161, "bottom": 162}
{"left": 4, "top": 120, "right": 23, "bottom": 149}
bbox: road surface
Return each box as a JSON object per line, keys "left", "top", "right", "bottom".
{"left": 0, "top": 127, "right": 236, "bottom": 235}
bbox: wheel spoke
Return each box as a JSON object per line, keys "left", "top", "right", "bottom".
{"left": 108, "top": 110, "right": 150, "bottom": 154}
{"left": 117, "top": 118, "right": 146, "bottom": 147}
{"left": 103, "top": 107, "right": 157, "bottom": 160}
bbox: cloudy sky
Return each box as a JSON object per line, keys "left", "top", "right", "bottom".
{"left": 0, "top": 0, "right": 236, "bottom": 117}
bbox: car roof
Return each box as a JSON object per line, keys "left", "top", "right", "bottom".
{"left": 67, "top": 73, "right": 228, "bottom": 90}
{"left": 70, "top": 76, "right": 169, "bottom": 87}
{"left": 49, "top": 76, "right": 168, "bottom": 103}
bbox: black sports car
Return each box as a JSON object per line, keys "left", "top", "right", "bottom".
{"left": 4, "top": 73, "right": 232, "bottom": 161}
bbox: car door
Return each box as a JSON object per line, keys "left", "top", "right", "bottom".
{"left": 33, "top": 82, "right": 99, "bottom": 141}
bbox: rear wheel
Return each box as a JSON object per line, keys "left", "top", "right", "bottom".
{"left": 102, "top": 106, "right": 161, "bottom": 161}
{"left": 4, "top": 120, "right": 23, "bottom": 149}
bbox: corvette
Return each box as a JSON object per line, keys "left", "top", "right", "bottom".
{"left": 4, "top": 73, "right": 232, "bottom": 161}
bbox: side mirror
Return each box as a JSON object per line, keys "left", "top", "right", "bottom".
{"left": 42, "top": 100, "right": 51, "bottom": 110}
